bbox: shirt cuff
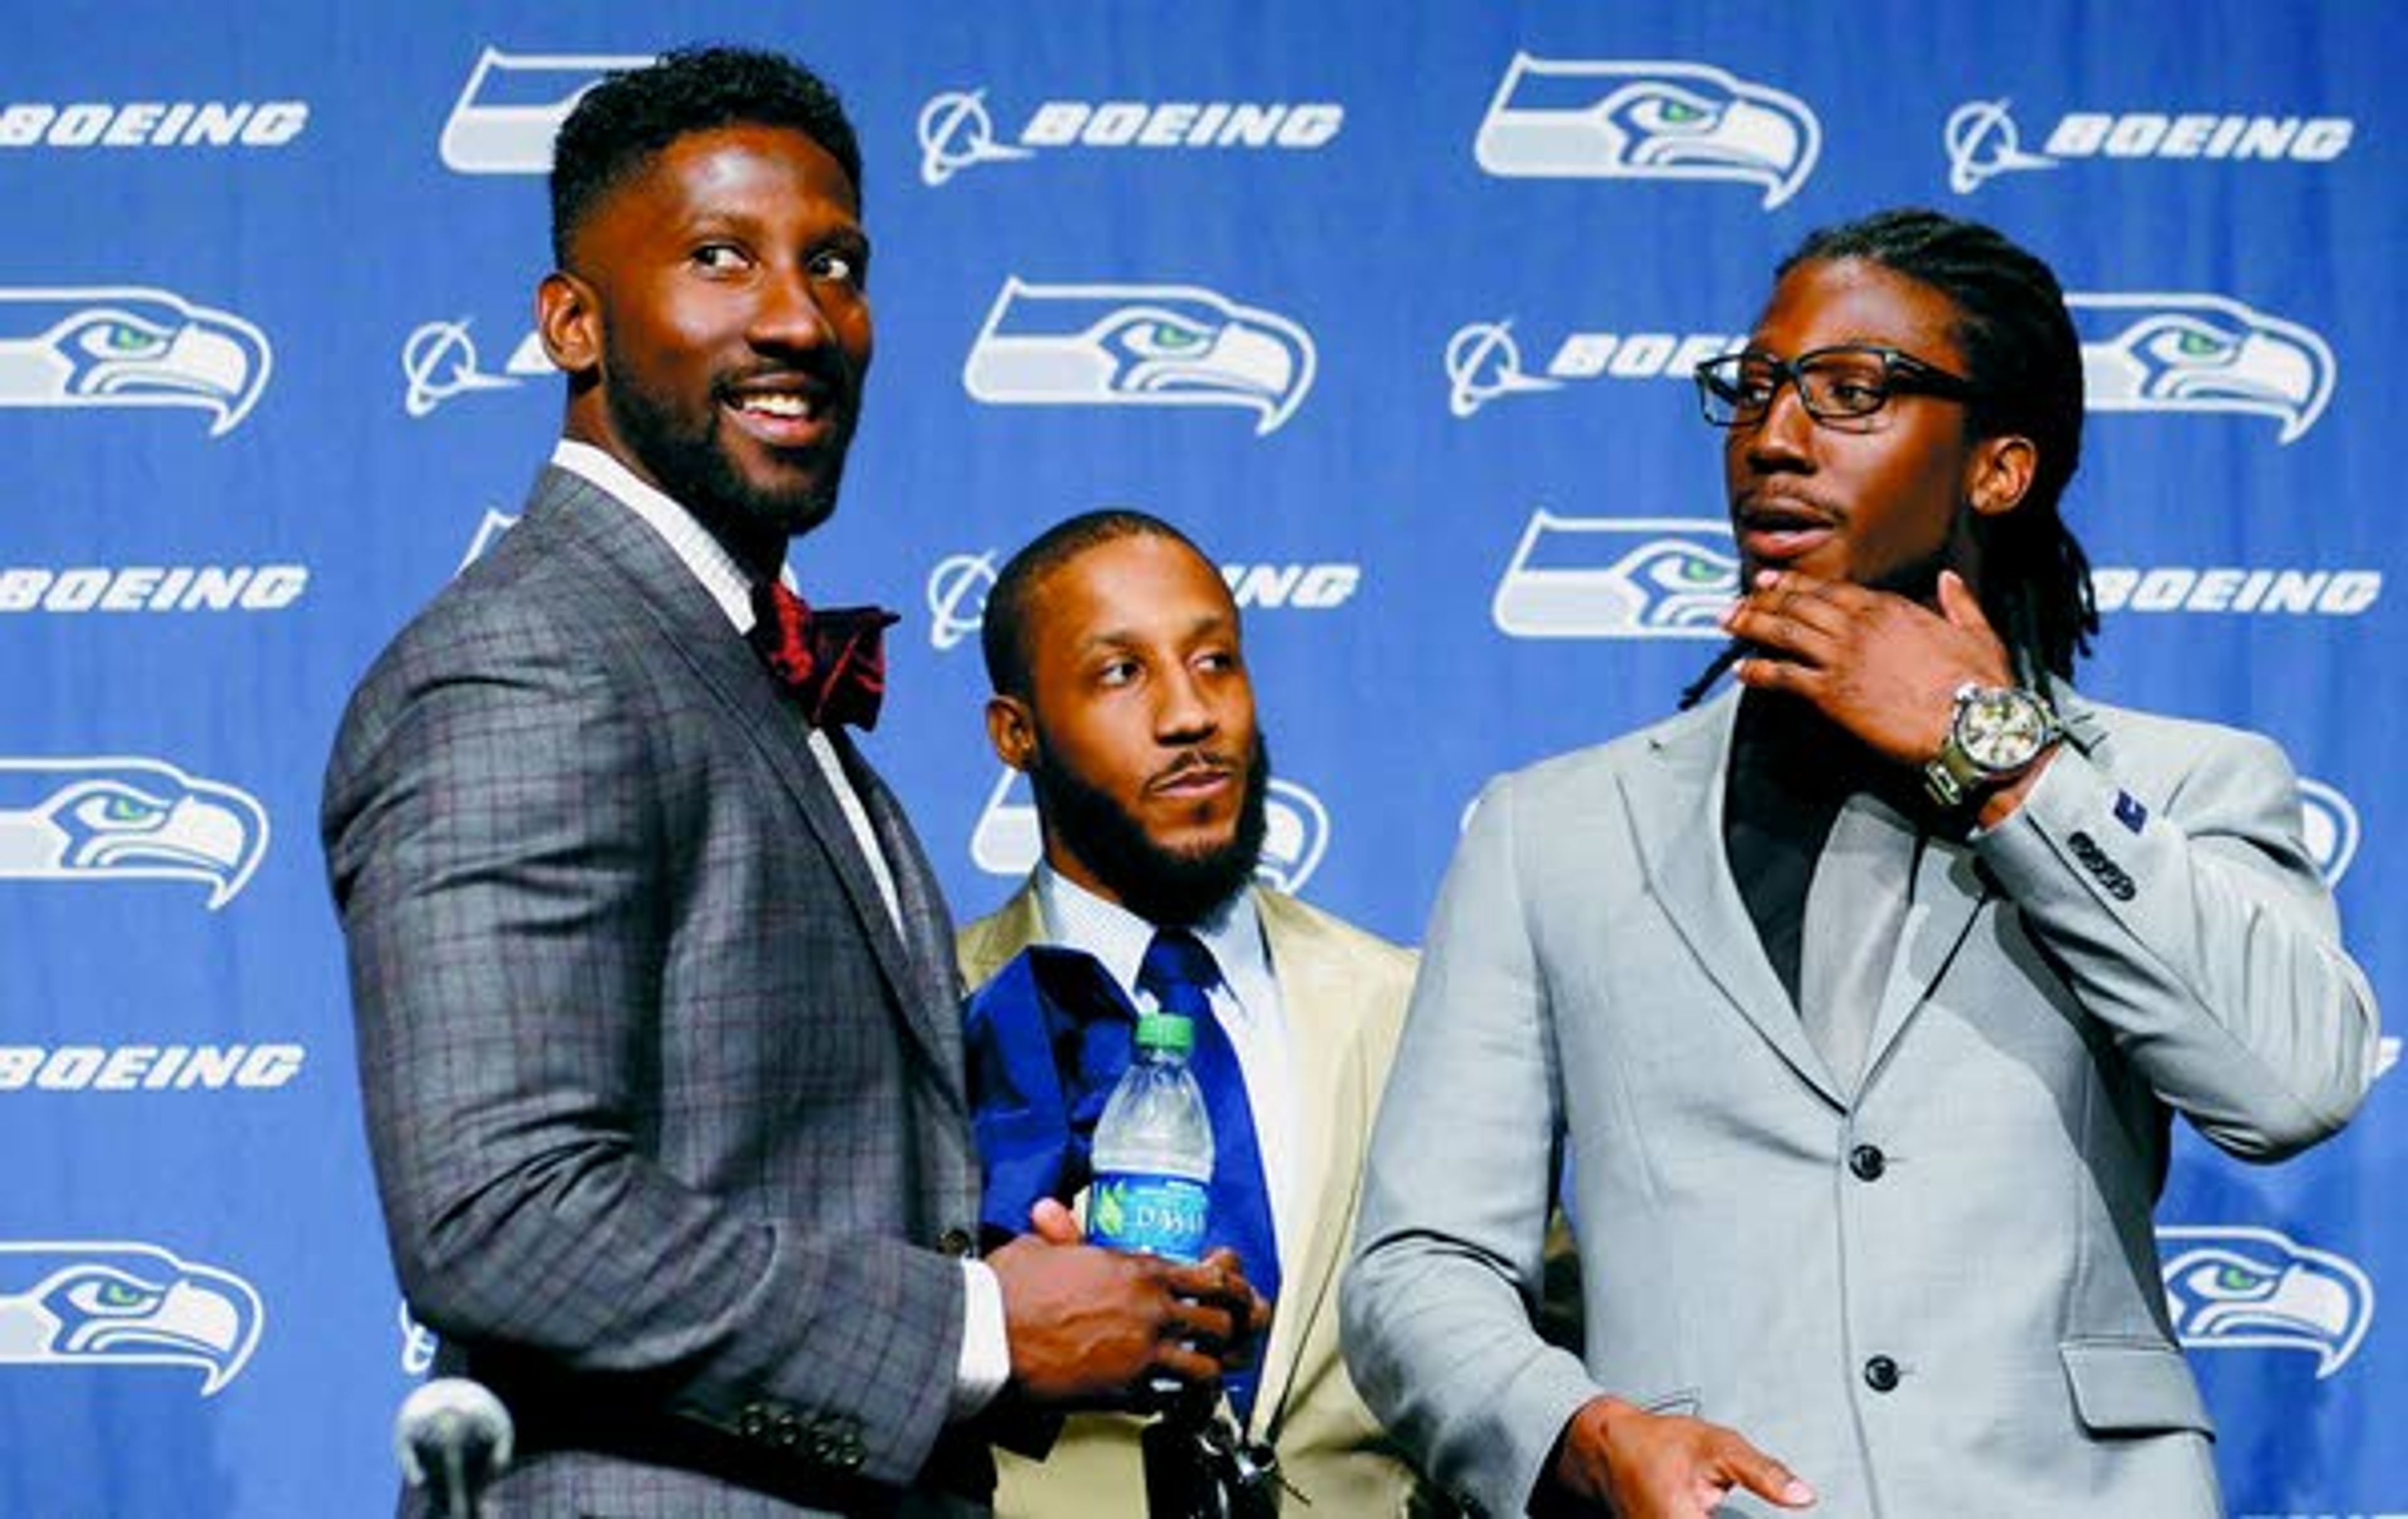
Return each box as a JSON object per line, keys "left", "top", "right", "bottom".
{"left": 952, "top": 1259, "right": 1010, "bottom": 1419}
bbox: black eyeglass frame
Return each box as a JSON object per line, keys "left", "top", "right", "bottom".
{"left": 1693, "top": 344, "right": 1982, "bottom": 429}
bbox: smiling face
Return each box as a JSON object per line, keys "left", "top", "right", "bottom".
{"left": 539, "top": 123, "right": 871, "bottom": 576}
{"left": 1724, "top": 257, "right": 1999, "bottom": 598}
{"left": 988, "top": 532, "right": 1267, "bottom": 925}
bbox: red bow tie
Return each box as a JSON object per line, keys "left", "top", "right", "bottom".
{"left": 747, "top": 581, "right": 900, "bottom": 730}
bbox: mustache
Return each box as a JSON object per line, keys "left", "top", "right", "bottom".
{"left": 1145, "top": 750, "right": 1240, "bottom": 793}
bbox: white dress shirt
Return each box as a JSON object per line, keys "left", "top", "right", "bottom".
{"left": 1034, "top": 864, "right": 1299, "bottom": 1265}
{"left": 548, "top": 439, "right": 1008, "bottom": 1416}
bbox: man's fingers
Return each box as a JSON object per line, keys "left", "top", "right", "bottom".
{"left": 1731, "top": 651, "right": 1815, "bottom": 696}
{"left": 1715, "top": 1435, "right": 1816, "bottom": 1509}
{"left": 1026, "top": 1197, "right": 1082, "bottom": 1245}
{"left": 1935, "top": 568, "right": 1993, "bottom": 634}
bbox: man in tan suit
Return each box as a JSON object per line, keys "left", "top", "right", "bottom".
{"left": 958, "top": 509, "right": 1425, "bottom": 1516}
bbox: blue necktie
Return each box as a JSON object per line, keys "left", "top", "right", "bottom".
{"left": 1138, "top": 928, "right": 1280, "bottom": 1422}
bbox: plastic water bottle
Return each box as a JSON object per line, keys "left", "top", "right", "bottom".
{"left": 1089, "top": 1012, "right": 1214, "bottom": 1262}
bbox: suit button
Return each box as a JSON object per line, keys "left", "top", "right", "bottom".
{"left": 736, "top": 1403, "right": 771, "bottom": 1441}
{"left": 1864, "top": 1355, "right": 1900, "bottom": 1392}
{"left": 1849, "top": 1144, "right": 1886, "bottom": 1181}
{"left": 774, "top": 1412, "right": 804, "bottom": 1449}
{"left": 937, "top": 1227, "right": 974, "bottom": 1258}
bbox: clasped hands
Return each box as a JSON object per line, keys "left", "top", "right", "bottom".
{"left": 987, "top": 1197, "right": 1268, "bottom": 1408}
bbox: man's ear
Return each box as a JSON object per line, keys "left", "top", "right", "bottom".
{"left": 986, "top": 695, "right": 1036, "bottom": 771}
{"left": 1967, "top": 433, "right": 2037, "bottom": 518}
{"left": 536, "top": 270, "right": 601, "bottom": 377}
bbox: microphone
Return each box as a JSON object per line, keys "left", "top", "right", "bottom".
{"left": 394, "top": 1377, "right": 514, "bottom": 1517}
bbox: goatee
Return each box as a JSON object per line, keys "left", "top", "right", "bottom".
{"left": 1029, "top": 735, "right": 1272, "bottom": 927}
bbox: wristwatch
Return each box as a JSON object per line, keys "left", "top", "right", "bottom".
{"left": 1923, "top": 681, "right": 2061, "bottom": 811}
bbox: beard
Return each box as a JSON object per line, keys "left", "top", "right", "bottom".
{"left": 601, "top": 337, "right": 855, "bottom": 556}
{"left": 1027, "top": 733, "right": 1272, "bottom": 928}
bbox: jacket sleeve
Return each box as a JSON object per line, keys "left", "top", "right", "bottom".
{"left": 322, "top": 608, "right": 964, "bottom": 1486}
{"left": 1975, "top": 722, "right": 2380, "bottom": 1160}
{"left": 1342, "top": 776, "right": 1601, "bottom": 1517}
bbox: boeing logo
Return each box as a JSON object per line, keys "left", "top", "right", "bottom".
{"left": 2159, "top": 1224, "right": 2373, "bottom": 1380}
{"left": 0, "top": 564, "right": 307, "bottom": 614}
{"left": 920, "top": 88, "right": 1340, "bottom": 187}
{"left": 926, "top": 548, "right": 1360, "bottom": 651}
{"left": 1492, "top": 513, "right": 1737, "bottom": 639}
{"left": 927, "top": 551, "right": 998, "bottom": 651}
{"left": 970, "top": 767, "right": 1330, "bottom": 894}
{"left": 1447, "top": 320, "right": 1739, "bottom": 418}
{"left": 0, "top": 1043, "right": 305, "bottom": 1092}
{"left": 0, "top": 286, "right": 269, "bottom": 436}
{"left": 1946, "top": 98, "right": 2351, "bottom": 193}
{"left": 963, "top": 278, "right": 1316, "bottom": 436}
{"left": 0, "top": 757, "right": 269, "bottom": 909}
{"left": 403, "top": 318, "right": 547, "bottom": 418}
{"left": 2296, "top": 778, "right": 2359, "bottom": 888}
{"left": 1941, "top": 100, "right": 2056, "bottom": 194}
{"left": 2089, "top": 565, "right": 2379, "bottom": 618}
{"left": 440, "top": 47, "right": 651, "bottom": 174}
{"left": 0, "top": 1241, "right": 264, "bottom": 1396}
{"left": 2074, "top": 292, "right": 2335, "bottom": 444}
{"left": 0, "top": 100, "right": 307, "bottom": 150}
{"left": 1474, "top": 56, "right": 1819, "bottom": 209}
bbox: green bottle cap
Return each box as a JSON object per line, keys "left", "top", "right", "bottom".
{"left": 1133, "top": 1012, "right": 1196, "bottom": 1055}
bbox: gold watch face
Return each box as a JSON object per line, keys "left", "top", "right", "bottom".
{"left": 1958, "top": 688, "right": 2051, "bottom": 771}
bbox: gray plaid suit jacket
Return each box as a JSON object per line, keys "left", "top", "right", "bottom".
{"left": 325, "top": 465, "right": 986, "bottom": 1516}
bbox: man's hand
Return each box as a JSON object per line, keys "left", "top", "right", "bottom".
{"left": 1722, "top": 567, "right": 2014, "bottom": 766}
{"left": 1545, "top": 1395, "right": 1814, "bottom": 1518}
{"left": 986, "top": 1234, "right": 1265, "bottom": 1406}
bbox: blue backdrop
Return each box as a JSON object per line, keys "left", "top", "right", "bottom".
{"left": 2, "top": 4, "right": 2395, "bottom": 1514}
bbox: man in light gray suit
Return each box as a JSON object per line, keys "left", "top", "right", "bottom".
{"left": 1343, "top": 209, "right": 2380, "bottom": 1518}
{"left": 325, "top": 48, "right": 1257, "bottom": 1516}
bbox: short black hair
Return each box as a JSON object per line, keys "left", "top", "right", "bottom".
{"left": 1779, "top": 207, "right": 2098, "bottom": 680}
{"left": 982, "top": 510, "right": 1222, "bottom": 698}
{"left": 549, "top": 45, "right": 863, "bottom": 268}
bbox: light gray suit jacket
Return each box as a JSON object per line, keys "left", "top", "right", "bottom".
{"left": 1344, "top": 689, "right": 2378, "bottom": 1519}
{"left": 325, "top": 466, "right": 986, "bottom": 1516}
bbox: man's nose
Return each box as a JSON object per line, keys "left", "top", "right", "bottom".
{"left": 749, "top": 266, "right": 834, "bottom": 350}
{"left": 1743, "top": 376, "right": 1815, "bottom": 468}
{"left": 1154, "top": 668, "right": 1217, "bottom": 740}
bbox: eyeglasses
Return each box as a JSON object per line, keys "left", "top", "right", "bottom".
{"left": 1694, "top": 344, "right": 1980, "bottom": 429}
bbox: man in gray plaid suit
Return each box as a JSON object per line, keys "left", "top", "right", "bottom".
{"left": 324, "top": 47, "right": 1259, "bottom": 1516}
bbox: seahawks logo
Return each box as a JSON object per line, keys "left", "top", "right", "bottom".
{"left": 0, "top": 1241, "right": 265, "bottom": 1396}
{"left": 2072, "top": 292, "right": 2335, "bottom": 444}
{"left": 2159, "top": 1224, "right": 2372, "bottom": 1379}
{"left": 1492, "top": 513, "right": 1738, "bottom": 639}
{"left": 0, "top": 286, "right": 270, "bottom": 436}
{"left": 1474, "top": 56, "right": 1819, "bottom": 209}
{"left": 439, "top": 47, "right": 650, "bottom": 174}
{"left": 0, "top": 757, "right": 269, "bottom": 909}
{"left": 963, "top": 278, "right": 1316, "bottom": 436}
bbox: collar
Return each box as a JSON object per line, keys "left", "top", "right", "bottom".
{"left": 1033, "top": 862, "right": 1269, "bottom": 1011}
{"left": 551, "top": 438, "right": 761, "bottom": 634}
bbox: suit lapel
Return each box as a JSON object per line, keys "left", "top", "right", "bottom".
{"left": 540, "top": 471, "right": 958, "bottom": 1087}
{"left": 1857, "top": 834, "right": 1990, "bottom": 1090}
{"left": 1625, "top": 695, "right": 1845, "bottom": 1108}
{"left": 1245, "top": 890, "right": 1358, "bottom": 1436}
{"left": 828, "top": 728, "right": 968, "bottom": 1112}
{"left": 958, "top": 881, "right": 1048, "bottom": 992}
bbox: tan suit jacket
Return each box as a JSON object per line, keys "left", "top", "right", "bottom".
{"left": 959, "top": 882, "right": 1425, "bottom": 1517}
